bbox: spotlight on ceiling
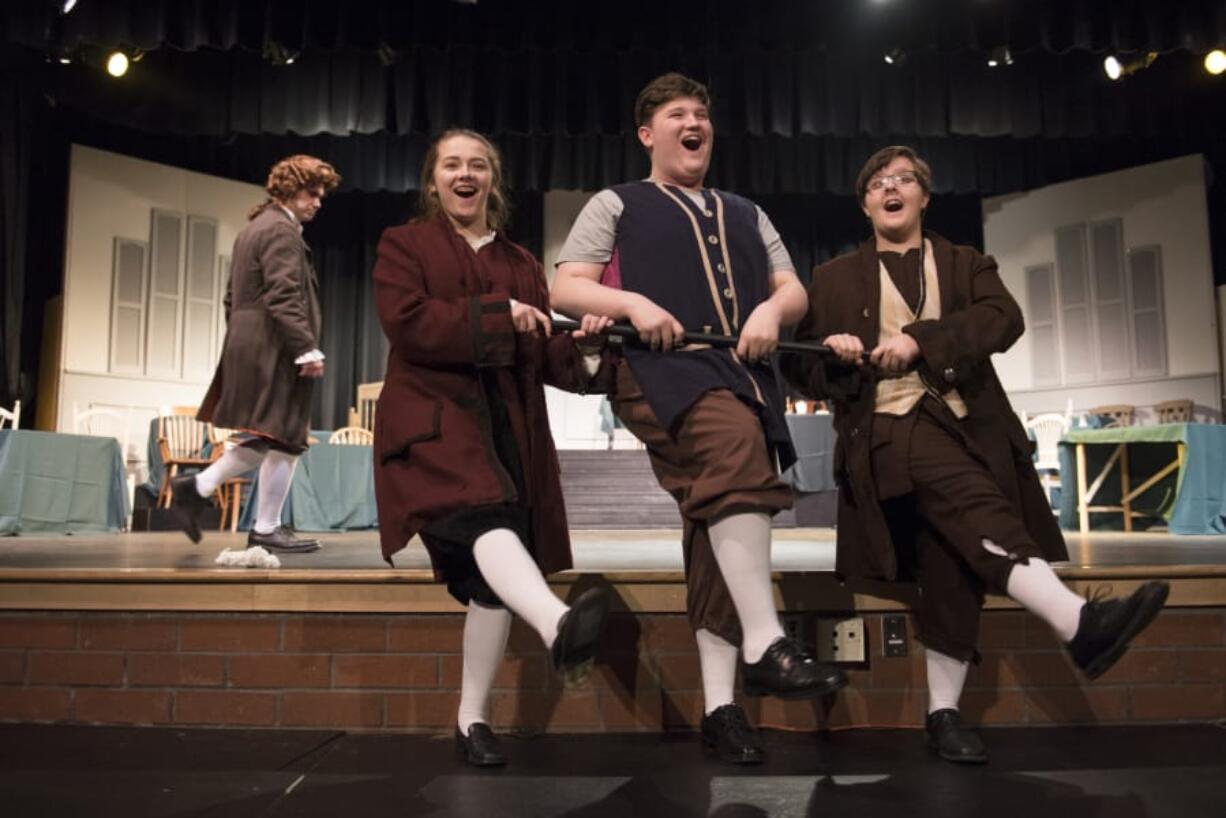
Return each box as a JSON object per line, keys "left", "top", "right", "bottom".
{"left": 61, "top": 0, "right": 78, "bottom": 14}
{"left": 1206, "top": 49, "right": 1226, "bottom": 76}
{"left": 883, "top": 48, "right": 906, "bottom": 66}
{"left": 1103, "top": 52, "right": 1157, "bottom": 81}
{"left": 987, "top": 46, "right": 1013, "bottom": 68}
{"left": 106, "top": 51, "right": 129, "bottom": 77}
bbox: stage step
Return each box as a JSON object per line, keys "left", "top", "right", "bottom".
{"left": 556, "top": 449, "right": 801, "bottom": 529}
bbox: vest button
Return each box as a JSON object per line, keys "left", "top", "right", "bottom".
{"left": 944, "top": 367, "right": 956, "bottom": 382}
{"left": 703, "top": 209, "right": 713, "bottom": 218}
{"left": 717, "top": 263, "right": 726, "bottom": 274}
{"left": 862, "top": 307, "right": 870, "bottom": 318}
{"left": 707, "top": 234, "right": 719, "bottom": 245}
{"left": 723, "top": 287, "right": 734, "bottom": 298}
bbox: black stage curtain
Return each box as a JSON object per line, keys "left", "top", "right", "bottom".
{"left": 28, "top": 44, "right": 1226, "bottom": 143}
{"left": 10, "top": 0, "right": 1226, "bottom": 56}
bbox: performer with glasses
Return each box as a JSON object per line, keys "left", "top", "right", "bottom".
{"left": 781, "top": 145, "right": 1169, "bottom": 764}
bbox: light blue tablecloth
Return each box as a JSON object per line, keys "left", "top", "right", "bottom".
{"left": 0, "top": 429, "right": 129, "bottom": 534}
{"left": 783, "top": 413, "right": 836, "bottom": 494}
{"left": 238, "top": 440, "right": 377, "bottom": 532}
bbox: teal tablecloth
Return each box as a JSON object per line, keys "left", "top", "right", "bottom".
{"left": 1058, "top": 423, "right": 1226, "bottom": 534}
{"left": 238, "top": 440, "right": 377, "bottom": 532}
{"left": 783, "top": 413, "right": 836, "bottom": 493}
{"left": 0, "top": 429, "right": 130, "bottom": 534}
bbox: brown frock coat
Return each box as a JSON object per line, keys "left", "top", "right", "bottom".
{"left": 371, "top": 214, "right": 611, "bottom": 574}
{"left": 199, "top": 206, "right": 321, "bottom": 450}
{"left": 781, "top": 232, "right": 1067, "bottom": 585}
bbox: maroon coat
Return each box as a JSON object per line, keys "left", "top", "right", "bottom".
{"left": 371, "top": 214, "right": 611, "bottom": 573}
{"left": 781, "top": 232, "right": 1067, "bottom": 583}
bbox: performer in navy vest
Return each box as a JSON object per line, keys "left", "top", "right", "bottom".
{"left": 553, "top": 72, "right": 847, "bottom": 764}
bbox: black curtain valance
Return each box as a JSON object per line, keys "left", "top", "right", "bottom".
{"left": 26, "top": 45, "right": 1226, "bottom": 144}
{"left": 10, "top": 0, "right": 1226, "bottom": 56}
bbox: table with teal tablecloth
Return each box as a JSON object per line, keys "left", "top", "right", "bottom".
{"left": 237, "top": 440, "right": 377, "bottom": 532}
{"left": 1058, "top": 423, "right": 1226, "bottom": 534}
{"left": 0, "top": 429, "right": 130, "bottom": 534}
{"left": 783, "top": 413, "right": 836, "bottom": 493}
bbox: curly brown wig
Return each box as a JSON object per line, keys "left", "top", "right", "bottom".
{"left": 248, "top": 155, "right": 342, "bottom": 220}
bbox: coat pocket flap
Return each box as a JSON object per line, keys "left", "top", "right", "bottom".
{"left": 378, "top": 399, "right": 442, "bottom": 464}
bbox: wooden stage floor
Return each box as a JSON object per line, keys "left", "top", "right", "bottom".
{"left": 2, "top": 528, "right": 1225, "bottom": 613}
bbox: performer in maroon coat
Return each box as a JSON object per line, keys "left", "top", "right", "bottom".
{"left": 372, "top": 129, "right": 614, "bottom": 767}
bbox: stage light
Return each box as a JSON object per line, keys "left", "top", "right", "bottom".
{"left": 1104, "top": 52, "right": 1157, "bottom": 81}
{"left": 987, "top": 46, "right": 1013, "bottom": 68}
{"left": 1206, "top": 50, "right": 1226, "bottom": 76}
{"left": 884, "top": 48, "right": 906, "bottom": 66}
{"left": 61, "top": 0, "right": 78, "bottom": 14}
{"left": 106, "top": 51, "right": 129, "bottom": 77}
{"left": 263, "top": 40, "right": 300, "bottom": 67}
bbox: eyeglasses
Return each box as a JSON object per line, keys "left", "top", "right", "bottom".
{"left": 867, "top": 173, "right": 918, "bottom": 193}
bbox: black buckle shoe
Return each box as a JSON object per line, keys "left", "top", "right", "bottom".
{"left": 551, "top": 587, "right": 610, "bottom": 687}
{"left": 742, "top": 637, "right": 848, "bottom": 700}
{"left": 925, "top": 708, "right": 988, "bottom": 764}
{"left": 169, "top": 475, "right": 209, "bottom": 544}
{"left": 701, "top": 704, "right": 764, "bottom": 765}
{"left": 1067, "top": 581, "right": 1169, "bottom": 680}
{"left": 247, "top": 525, "right": 322, "bottom": 554}
{"left": 455, "top": 723, "right": 507, "bottom": 767}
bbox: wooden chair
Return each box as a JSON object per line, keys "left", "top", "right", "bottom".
{"left": 350, "top": 381, "right": 383, "bottom": 432}
{"left": 1154, "top": 399, "right": 1194, "bottom": 424}
{"left": 207, "top": 426, "right": 251, "bottom": 532}
{"left": 329, "top": 426, "right": 374, "bottom": 445}
{"left": 1088, "top": 404, "right": 1135, "bottom": 428}
{"left": 156, "top": 407, "right": 211, "bottom": 508}
{"left": 0, "top": 399, "right": 19, "bottom": 429}
{"left": 1026, "top": 412, "right": 1069, "bottom": 510}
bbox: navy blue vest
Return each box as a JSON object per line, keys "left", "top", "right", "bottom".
{"left": 611, "top": 181, "right": 795, "bottom": 470}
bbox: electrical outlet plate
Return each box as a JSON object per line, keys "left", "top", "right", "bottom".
{"left": 816, "top": 616, "right": 866, "bottom": 663}
{"left": 781, "top": 614, "right": 804, "bottom": 643}
{"left": 882, "top": 614, "right": 908, "bottom": 657}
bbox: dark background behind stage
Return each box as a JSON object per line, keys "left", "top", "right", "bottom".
{"left": 3, "top": 0, "right": 1225, "bottom": 429}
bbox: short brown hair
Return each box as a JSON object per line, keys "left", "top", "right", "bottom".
{"left": 250, "top": 155, "right": 341, "bottom": 219}
{"left": 634, "top": 72, "right": 711, "bottom": 128}
{"left": 416, "top": 129, "right": 511, "bottom": 233}
{"left": 855, "top": 146, "right": 932, "bottom": 204}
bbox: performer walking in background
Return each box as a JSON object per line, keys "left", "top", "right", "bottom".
{"left": 552, "top": 73, "right": 847, "bottom": 765}
{"left": 371, "top": 129, "right": 615, "bottom": 767}
{"left": 782, "top": 145, "right": 1169, "bottom": 765}
{"left": 171, "top": 154, "right": 341, "bottom": 553}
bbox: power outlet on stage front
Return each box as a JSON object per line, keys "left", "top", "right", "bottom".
{"left": 782, "top": 614, "right": 805, "bottom": 643}
{"left": 817, "top": 617, "right": 866, "bottom": 663}
{"left": 882, "top": 615, "right": 908, "bottom": 657}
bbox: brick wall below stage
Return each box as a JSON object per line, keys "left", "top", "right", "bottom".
{"left": 1, "top": 610, "right": 1224, "bottom": 731}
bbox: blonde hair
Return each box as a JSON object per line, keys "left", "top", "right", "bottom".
{"left": 416, "top": 129, "right": 511, "bottom": 232}
{"left": 249, "top": 155, "right": 342, "bottom": 220}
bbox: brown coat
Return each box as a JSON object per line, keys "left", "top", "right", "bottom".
{"left": 371, "top": 214, "right": 611, "bottom": 571}
{"left": 199, "top": 207, "right": 321, "bottom": 449}
{"left": 781, "top": 232, "right": 1066, "bottom": 583}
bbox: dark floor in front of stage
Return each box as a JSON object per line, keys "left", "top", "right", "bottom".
{"left": 2, "top": 724, "right": 1225, "bottom": 817}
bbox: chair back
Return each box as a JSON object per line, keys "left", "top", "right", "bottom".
{"left": 1088, "top": 404, "right": 1135, "bottom": 428}
{"left": 329, "top": 426, "right": 374, "bottom": 445}
{"left": 157, "top": 408, "right": 208, "bottom": 460}
{"left": 1154, "top": 399, "right": 1194, "bottom": 424}
{"left": 354, "top": 381, "right": 383, "bottom": 431}
{"left": 1026, "top": 412, "right": 1068, "bottom": 471}
{"left": 0, "top": 400, "right": 20, "bottom": 429}
{"left": 72, "top": 402, "right": 134, "bottom": 457}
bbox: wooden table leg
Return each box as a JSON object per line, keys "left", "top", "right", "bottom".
{"left": 1077, "top": 442, "right": 1089, "bottom": 533}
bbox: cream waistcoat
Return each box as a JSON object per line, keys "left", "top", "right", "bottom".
{"left": 873, "top": 239, "right": 967, "bottom": 418}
